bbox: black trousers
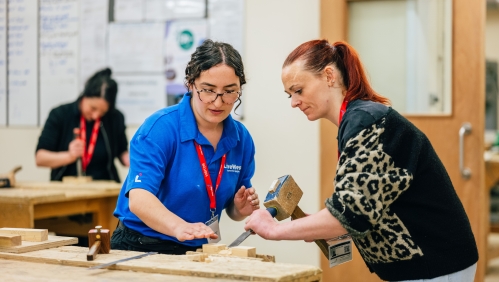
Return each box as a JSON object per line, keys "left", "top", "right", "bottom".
{"left": 110, "top": 221, "right": 200, "bottom": 255}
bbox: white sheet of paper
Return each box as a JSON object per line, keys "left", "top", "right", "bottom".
{"left": 114, "top": 0, "right": 144, "bottom": 22}
{"left": 80, "top": 0, "right": 109, "bottom": 90}
{"left": 8, "top": 0, "right": 39, "bottom": 126}
{"left": 39, "top": 0, "right": 80, "bottom": 126}
{"left": 145, "top": 0, "right": 205, "bottom": 21}
{"left": 114, "top": 74, "right": 166, "bottom": 125}
{"left": 108, "top": 23, "right": 165, "bottom": 73}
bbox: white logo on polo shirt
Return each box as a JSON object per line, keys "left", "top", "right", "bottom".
{"left": 135, "top": 175, "right": 142, "bottom": 182}
{"left": 224, "top": 164, "right": 241, "bottom": 173}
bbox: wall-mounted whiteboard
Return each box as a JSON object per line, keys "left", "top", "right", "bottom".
{"left": 0, "top": 0, "right": 6, "bottom": 126}
{"left": 39, "top": 0, "right": 80, "bottom": 125}
{"left": 8, "top": 0, "right": 39, "bottom": 126}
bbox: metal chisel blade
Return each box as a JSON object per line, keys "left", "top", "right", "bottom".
{"left": 227, "top": 229, "right": 253, "bottom": 248}
{"left": 88, "top": 252, "right": 157, "bottom": 270}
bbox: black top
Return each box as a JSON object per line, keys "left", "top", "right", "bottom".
{"left": 326, "top": 99, "right": 478, "bottom": 281}
{"left": 36, "top": 100, "right": 128, "bottom": 182}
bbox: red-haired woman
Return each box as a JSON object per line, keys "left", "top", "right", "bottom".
{"left": 244, "top": 40, "right": 478, "bottom": 281}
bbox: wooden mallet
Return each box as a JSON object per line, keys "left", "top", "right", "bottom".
{"left": 263, "top": 175, "right": 330, "bottom": 257}
{"left": 87, "top": 225, "right": 110, "bottom": 261}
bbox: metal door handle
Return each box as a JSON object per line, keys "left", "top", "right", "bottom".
{"left": 459, "top": 123, "right": 472, "bottom": 179}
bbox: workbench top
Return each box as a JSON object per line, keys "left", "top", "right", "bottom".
{"left": 0, "top": 246, "right": 322, "bottom": 281}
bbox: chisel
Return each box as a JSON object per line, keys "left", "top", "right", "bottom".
{"left": 87, "top": 252, "right": 157, "bottom": 270}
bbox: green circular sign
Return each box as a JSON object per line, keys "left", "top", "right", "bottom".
{"left": 178, "top": 30, "right": 194, "bottom": 50}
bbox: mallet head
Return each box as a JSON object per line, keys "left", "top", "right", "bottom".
{"left": 263, "top": 175, "right": 303, "bottom": 221}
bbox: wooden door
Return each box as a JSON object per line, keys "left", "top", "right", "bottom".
{"left": 320, "top": 0, "right": 486, "bottom": 281}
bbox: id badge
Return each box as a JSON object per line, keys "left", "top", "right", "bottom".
{"left": 327, "top": 235, "right": 352, "bottom": 268}
{"left": 205, "top": 215, "right": 221, "bottom": 243}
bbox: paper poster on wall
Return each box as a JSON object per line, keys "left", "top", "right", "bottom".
{"left": 114, "top": 74, "right": 166, "bottom": 125}
{"left": 8, "top": 0, "right": 39, "bottom": 126}
{"left": 208, "top": 0, "right": 244, "bottom": 57}
{"left": 114, "top": 0, "right": 143, "bottom": 22}
{"left": 80, "top": 0, "right": 109, "bottom": 90}
{"left": 0, "top": 0, "right": 6, "bottom": 126}
{"left": 145, "top": 0, "right": 205, "bottom": 22}
{"left": 108, "top": 23, "right": 165, "bottom": 73}
{"left": 40, "top": 0, "right": 80, "bottom": 126}
{"left": 164, "top": 19, "right": 207, "bottom": 105}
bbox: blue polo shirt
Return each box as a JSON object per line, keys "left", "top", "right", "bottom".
{"left": 114, "top": 93, "right": 255, "bottom": 247}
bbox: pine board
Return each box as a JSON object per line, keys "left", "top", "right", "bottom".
{"left": 0, "top": 246, "right": 322, "bottom": 281}
{"left": 0, "top": 235, "right": 78, "bottom": 253}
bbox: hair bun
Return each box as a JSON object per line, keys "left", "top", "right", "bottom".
{"left": 100, "top": 68, "right": 112, "bottom": 77}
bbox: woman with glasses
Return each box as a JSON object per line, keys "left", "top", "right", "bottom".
{"left": 111, "top": 39, "right": 260, "bottom": 254}
{"left": 244, "top": 40, "right": 478, "bottom": 281}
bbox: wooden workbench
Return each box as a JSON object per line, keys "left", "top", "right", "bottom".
{"left": 0, "top": 181, "right": 121, "bottom": 234}
{"left": 0, "top": 246, "right": 322, "bottom": 281}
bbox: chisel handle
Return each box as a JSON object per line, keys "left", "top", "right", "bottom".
{"left": 291, "top": 205, "right": 330, "bottom": 258}
{"left": 73, "top": 129, "right": 84, "bottom": 177}
{"left": 87, "top": 240, "right": 101, "bottom": 261}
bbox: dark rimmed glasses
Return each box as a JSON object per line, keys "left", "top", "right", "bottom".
{"left": 193, "top": 84, "right": 241, "bottom": 105}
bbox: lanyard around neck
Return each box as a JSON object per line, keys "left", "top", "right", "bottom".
{"left": 338, "top": 100, "right": 349, "bottom": 159}
{"left": 80, "top": 115, "right": 101, "bottom": 172}
{"left": 194, "top": 141, "right": 226, "bottom": 212}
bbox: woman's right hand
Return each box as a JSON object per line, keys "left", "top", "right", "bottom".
{"left": 68, "top": 128, "right": 84, "bottom": 161}
{"left": 173, "top": 222, "right": 218, "bottom": 242}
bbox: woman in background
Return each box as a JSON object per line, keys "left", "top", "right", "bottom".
{"left": 36, "top": 68, "right": 129, "bottom": 182}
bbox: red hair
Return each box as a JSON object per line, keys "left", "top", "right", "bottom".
{"left": 283, "top": 39, "right": 390, "bottom": 105}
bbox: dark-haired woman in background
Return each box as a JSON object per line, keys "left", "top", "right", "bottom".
{"left": 111, "top": 39, "right": 259, "bottom": 254}
{"left": 244, "top": 40, "right": 478, "bottom": 281}
{"left": 36, "top": 68, "right": 129, "bottom": 182}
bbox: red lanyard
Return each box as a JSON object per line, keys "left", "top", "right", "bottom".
{"left": 338, "top": 100, "right": 348, "bottom": 159}
{"left": 194, "top": 141, "right": 226, "bottom": 211}
{"left": 80, "top": 115, "right": 101, "bottom": 172}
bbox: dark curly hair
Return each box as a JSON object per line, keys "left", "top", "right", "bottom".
{"left": 79, "top": 68, "right": 118, "bottom": 110}
{"left": 185, "top": 39, "right": 246, "bottom": 112}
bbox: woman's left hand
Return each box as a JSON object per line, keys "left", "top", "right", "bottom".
{"left": 233, "top": 186, "right": 260, "bottom": 217}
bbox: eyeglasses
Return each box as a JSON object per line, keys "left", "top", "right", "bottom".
{"left": 193, "top": 84, "right": 241, "bottom": 105}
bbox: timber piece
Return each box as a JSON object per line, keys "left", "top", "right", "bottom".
{"left": 0, "top": 235, "right": 22, "bottom": 247}
{"left": 0, "top": 228, "right": 48, "bottom": 242}
{"left": 0, "top": 246, "right": 323, "bottom": 281}
{"left": 202, "top": 243, "right": 227, "bottom": 254}
{"left": 229, "top": 246, "right": 256, "bottom": 258}
{"left": 0, "top": 235, "right": 77, "bottom": 253}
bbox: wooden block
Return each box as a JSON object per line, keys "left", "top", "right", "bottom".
{"left": 0, "top": 235, "right": 22, "bottom": 247}
{"left": 229, "top": 246, "right": 256, "bottom": 258}
{"left": 202, "top": 243, "right": 226, "bottom": 254}
{"left": 87, "top": 227, "right": 110, "bottom": 254}
{"left": 0, "top": 228, "right": 48, "bottom": 242}
{"left": 62, "top": 176, "right": 93, "bottom": 184}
